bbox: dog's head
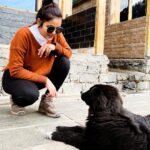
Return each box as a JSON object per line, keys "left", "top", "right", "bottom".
{"left": 81, "top": 84, "right": 123, "bottom": 114}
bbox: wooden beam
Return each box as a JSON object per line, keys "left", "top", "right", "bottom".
{"left": 147, "top": 0, "right": 150, "bottom": 16}
{"left": 146, "top": 0, "right": 150, "bottom": 56}
{"left": 110, "top": 0, "right": 120, "bottom": 24}
{"left": 61, "top": 0, "right": 72, "bottom": 19}
{"left": 94, "top": 0, "right": 106, "bottom": 55}
{"left": 128, "top": 0, "right": 132, "bottom": 20}
{"left": 35, "top": 0, "right": 72, "bottom": 18}
{"left": 35, "top": 0, "right": 42, "bottom": 11}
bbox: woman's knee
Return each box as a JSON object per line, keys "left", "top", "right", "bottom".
{"left": 58, "top": 56, "right": 70, "bottom": 72}
{"left": 12, "top": 90, "right": 39, "bottom": 107}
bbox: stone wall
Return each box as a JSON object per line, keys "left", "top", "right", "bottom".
{"left": 1, "top": 44, "right": 150, "bottom": 95}
{"left": 0, "top": 6, "right": 35, "bottom": 44}
{"left": 0, "top": 44, "right": 9, "bottom": 96}
{"left": 0, "top": 45, "right": 109, "bottom": 96}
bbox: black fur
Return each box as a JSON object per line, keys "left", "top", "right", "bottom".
{"left": 52, "top": 84, "right": 150, "bottom": 150}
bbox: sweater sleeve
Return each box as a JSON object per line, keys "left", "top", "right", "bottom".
{"left": 9, "top": 28, "right": 47, "bottom": 84}
{"left": 55, "top": 33, "right": 72, "bottom": 58}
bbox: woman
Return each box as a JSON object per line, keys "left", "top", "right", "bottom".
{"left": 2, "top": 0, "right": 72, "bottom": 118}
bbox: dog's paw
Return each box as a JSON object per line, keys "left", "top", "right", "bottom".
{"left": 37, "top": 127, "right": 53, "bottom": 139}
{"left": 56, "top": 126, "right": 67, "bottom": 132}
{"left": 51, "top": 131, "right": 64, "bottom": 141}
{"left": 45, "top": 131, "right": 53, "bottom": 139}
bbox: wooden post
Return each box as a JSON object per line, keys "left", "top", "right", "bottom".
{"left": 110, "top": 0, "right": 120, "bottom": 24}
{"left": 128, "top": 0, "right": 132, "bottom": 20}
{"left": 61, "top": 0, "right": 72, "bottom": 19}
{"left": 147, "top": 0, "right": 150, "bottom": 16}
{"left": 146, "top": 0, "right": 150, "bottom": 56}
{"left": 35, "top": 0, "right": 72, "bottom": 18}
{"left": 35, "top": 0, "right": 42, "bottom": 11}
{"left": 94, "top": 0, "right": 106, "bottom": 55}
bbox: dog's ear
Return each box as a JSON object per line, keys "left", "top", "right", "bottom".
{"left": 94, "top": 91, "right": 108, "bottom": 111}
{"left": 106, "top": 96, "right": 122, "bottom": 113}
{"left": 97, "top": 85, "right": 123, "bottom": 113}
{"left": 103, "top": 85, "right": 123, "bottom": 113}
{"left": 95, "top": 91, "right": 122, "bottom": 113}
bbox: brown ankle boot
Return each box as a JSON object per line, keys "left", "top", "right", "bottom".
{"left": 10, "top": 98, "right": 26, "bottom": 116}
{"left": 38, "top": 94, "right": 60, "bottom": 118}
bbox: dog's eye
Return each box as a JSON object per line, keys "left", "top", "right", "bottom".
{"left": 88, "top": 92, "right": 92, "bottom": 96}
{"left": 92, "top": 89, "right": 101, "bottom": 95}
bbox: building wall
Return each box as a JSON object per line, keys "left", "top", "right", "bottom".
{"left": 0, "top": 2, "right": 147, "bottom": 59}
{"left": 73, "top": 0, "right": 96, "bottom": 15}
{"left": 104, "top": 17, "right": 147, "bottom": 59}
{"left": 63, "top": 7, "right": 96, "bottom": 49}
{"left": 0, "top": 6, "right": 35, "bottom": 44}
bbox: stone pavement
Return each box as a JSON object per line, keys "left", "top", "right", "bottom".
{"left": 0, "top": 92, "right": 150, "bottom": 150}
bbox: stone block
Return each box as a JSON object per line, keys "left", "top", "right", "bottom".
{"left": 117, "top": 73, "right": 128, "bottom": 81}
{"left": 82, "top": 83, "right": 95, "bottom": 92}
{"left": 108, "top": 82, "right": 123, "bottom": 91}
{"left": 99, "top": 73, "right": 117, "bottom": 83}
{"left": 128, "top": 75, "right": 135, "bottom": 81}
{"left": 79, "top": 73, "right": 98, "bottom": 83}
{"left": 134, "top": 73, "right": 145, "bottom": 81}
{"left": 100, "top": 65, "right": 108, "bottom": 73}
{"left": 61, "top": 83, "right": 82, "bottom": 94}
{"left": 123, "top": 81, "right": 136, "bottom": 90}
{"left": 64, "top": 75, "right": 71, "bottom": 83}
{"left": 69, "top": 73, "right": 79, "bottom": 83}
{"left": 137, "top": 82, "right": 150, "bottom": 91}
{"left": 142, "top": 74, "right": 150, "bottom": 81}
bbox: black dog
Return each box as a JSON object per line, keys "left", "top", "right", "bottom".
{"left": 51, "top": 84, "right": 150, "bottom": 150}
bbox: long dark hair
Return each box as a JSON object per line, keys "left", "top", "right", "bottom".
{"left": 36, "top": 0, "right": 62, "bottom": 26}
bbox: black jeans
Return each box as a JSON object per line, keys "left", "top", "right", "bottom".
{"left": 2, "top": 56, "right": 70, "bottom": 107}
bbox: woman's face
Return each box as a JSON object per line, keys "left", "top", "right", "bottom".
{"left": 38, "top": 17, "right": 62, "bottom": 40}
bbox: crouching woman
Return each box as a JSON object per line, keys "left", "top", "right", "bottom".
{"left": 2, "top": 0, "right": 72, "bottom": 117}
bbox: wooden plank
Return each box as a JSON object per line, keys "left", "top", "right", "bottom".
{"left": 58, "top": 0, "right": 63, "bottom": 10}
{"left": 146, "top": 0, "right": 150, "bottom": 56}
{"left": 35, "top": 0, "right": 42, "bottom": 11}
{"left": 147, "top": 0, "right": 150, "bottom": 16}
{"left": 146, "top": 17, "right": 150, "bottom": 56}
{"left": 94, "top": 0, "right": 106, "bottom": 55}
{"left": 110, "top": 0, "right": 120, "bottom": 24}
{"left": 61, "top": 0, "right": 72, "bottom": 19}
{"left": 128, "top": 0, "right": 132, "bottom": 20}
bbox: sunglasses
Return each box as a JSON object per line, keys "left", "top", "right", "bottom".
{"left": 47, "top": 26, "right": 64, "bottom": 34}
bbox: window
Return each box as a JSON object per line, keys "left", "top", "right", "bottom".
{"left": 119, "top": 0, "right": 147, "bottom": 22}
{"left": 120, "top": 0, "right": 128, "bottom": 22}
{"left": 0, "top": 0, "right": 36, "bottom": 11}
{"left": 132, "top": 0, "right": 147, "bottom": 19}
{"left": 73, "top": 0, "right": 89, "bottom": 7}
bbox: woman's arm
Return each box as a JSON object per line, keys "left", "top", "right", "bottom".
{"left": 54, "top": 33, "right": 72, "bottom": 58}
{"left": 8, "top": 28, "right": 47, "bottom": 84}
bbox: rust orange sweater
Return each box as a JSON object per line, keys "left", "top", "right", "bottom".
{"left": 4, "top": 26, "right": 72, "bottom": 84}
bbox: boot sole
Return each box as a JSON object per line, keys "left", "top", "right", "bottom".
{"left": 38, "top": 108, "right": 60, "bottom": 118}
{"left": 10, "top": 110, "right": 26, "bottom": 116}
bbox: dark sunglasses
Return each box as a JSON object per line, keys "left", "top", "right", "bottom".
{"left": 47, "top": 26, "right": 64, "bottom": 34}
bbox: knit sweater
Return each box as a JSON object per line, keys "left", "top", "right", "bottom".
{"left": 4, "top": 26, "right": 72, "bottom": 84}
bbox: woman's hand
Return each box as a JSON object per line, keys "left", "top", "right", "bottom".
{"left": 45, "top": 78, "right": 57, "bottom": 97}
{"left": 38, "top": 43, "right": 56, "bottom": 58}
